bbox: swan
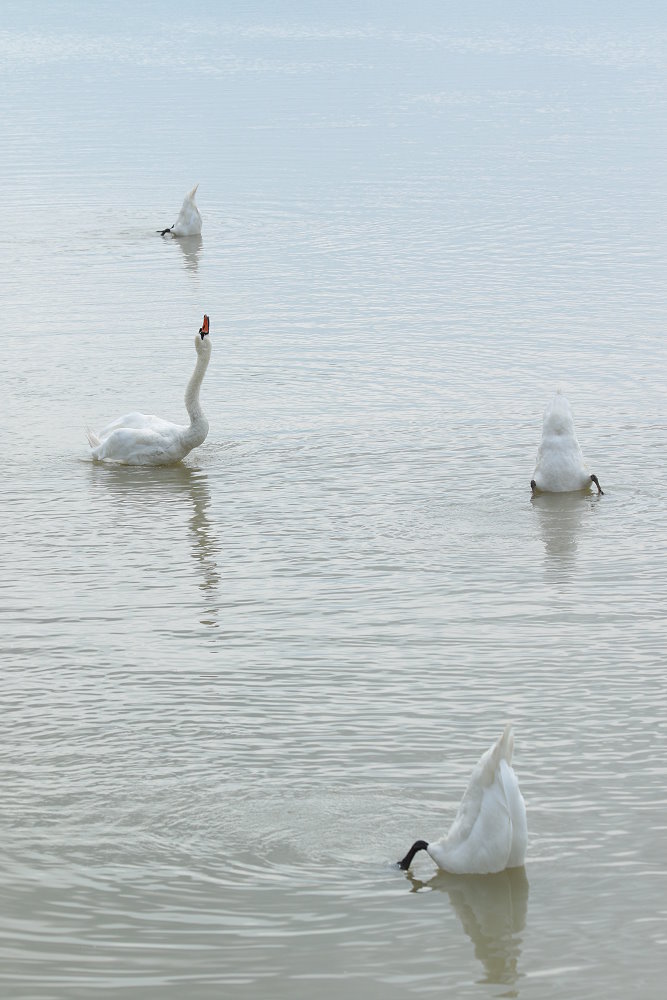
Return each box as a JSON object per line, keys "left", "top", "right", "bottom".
{"left": 398, "top": 725, "right": 527, "bottom": 875}
{"left": 87, "top": 315, "right": 211, "bottom": 466}
{"left": 531, "top": 390, "right": 603, "bottom": 495}
{"left": 158, "top": 184, "right": 202, "bottom": 237}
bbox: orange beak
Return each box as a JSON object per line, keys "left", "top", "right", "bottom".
{"left": 200, "top": 314, "right": 209, "bottom": 337}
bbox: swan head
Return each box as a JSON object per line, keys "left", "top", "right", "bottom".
{"left": 195, "top": 315, "right": 211, "bottom": 354}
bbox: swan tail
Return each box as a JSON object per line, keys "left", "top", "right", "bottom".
{"left": 477, "top": 725, "right": 514, "bottom": 785}
{"left": 86, "top": 427, "right": 101, "bottom": 448}
{"left": 497, "top": 723, "right": 514, "bottom": 764}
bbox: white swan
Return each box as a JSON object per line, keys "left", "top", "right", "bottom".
{"left": 531, "top": 390, "right": 603, "bottom": 495}
{"left": 87, "top": 316, "right": 211, "bottom": 466}
{"left": 158, "top": 184, "right": 202, "bottom": 237}
{"left": 398, "top": 725, "right": 527, "bottom": 875}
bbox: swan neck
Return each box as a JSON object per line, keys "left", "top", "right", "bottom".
{"left": 185, "top": 348, "right": 210, "bottom": 425}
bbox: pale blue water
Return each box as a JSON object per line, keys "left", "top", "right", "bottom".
{"left": 1, "top": 2, "right": 667, "bottom": 998}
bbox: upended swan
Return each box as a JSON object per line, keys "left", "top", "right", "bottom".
{"left": 398, "top": 725, "right": 527, "bottom": 875}
{"left": 87, "top": 315, "right": 211, "bottom": 466}
{"left": 531, "top": 390, "right": 603, "bottom": 495}
{"left": 158, "top": 184, "right": 202, "bottom": 237}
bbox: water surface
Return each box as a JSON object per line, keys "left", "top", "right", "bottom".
{"left": 1, "top": 2, "right": 667, "bottom": 997}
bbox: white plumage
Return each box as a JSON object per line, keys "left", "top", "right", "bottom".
{"left": 87, "top": 316, "right": 211, "bottom": 466}
{"left": 531, "top": 390, "right": 603, "bottom": 495}
{"left": 159, "top": 184, "right": 202, "bottom": 237}
{"left": 399, "top": 725, "right": 527, "bottom": 875}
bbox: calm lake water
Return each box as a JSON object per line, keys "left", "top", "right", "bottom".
{"left": 1, "top": 2, "right": 666, "bottom": 997}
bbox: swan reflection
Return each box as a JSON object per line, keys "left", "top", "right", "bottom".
{"left": 407, "top": 866, "right": 529, "bottom": 992}
{"left": 531, "top": 491, "right": 602, "bottom": 575}
{"left": 171, "top": 234, "right": 203, "bottom": 273}
{"left": 89, "top": 463, "right": 220, "bottom": 624}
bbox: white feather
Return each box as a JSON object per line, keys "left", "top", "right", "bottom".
{"left": 161, "top": 184, "right": 202, "bottom": 237}
{"left": 87, "top": 323, "right": 211, "bottom": 466}
{"left": 532, "top": 390, "right": 598, "bottom": 493}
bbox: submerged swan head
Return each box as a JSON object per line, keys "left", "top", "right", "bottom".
{"left": 397, "top": 726, "right": 527, "bottom": 876}
{"left": 158, "top": 184, "right": 202, "bottom": 237}
{"left": 530, "top": 390, "right": 604, "bottom": 495}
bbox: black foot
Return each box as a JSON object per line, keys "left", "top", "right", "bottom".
{"left": 590, "top": 474, "right": 604, "bottom": 496}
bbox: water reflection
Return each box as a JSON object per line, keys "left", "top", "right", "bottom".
{"left": 170, "top": 234, "right": 203, "bottom": 273}
{"left": 407, "top": 867, "right": 529, "bottom": 993}
{"left": 88, "top": 462, "right": 220, "bottom": 623}
{"left": 531, "top": 492, "right": 602, "bottom": 573}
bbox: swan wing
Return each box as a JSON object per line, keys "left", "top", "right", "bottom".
{"left": 429, "top": 779, "right": 513, "bottom": 874}
{"left": 498, "top": 759, "right": 527, "bottom": 868}
{"left": 442, "top": 726, "right": 513, "bottom": 846}
{"left": 534, "top": 433, "right": 588, "bottom": 490}
{"left": 96, "top": 412, "right": 181, "bottom": 441}
{"left": 90, "top": 425, "right": 187, "bottom": 465}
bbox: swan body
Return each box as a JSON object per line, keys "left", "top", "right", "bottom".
{"left": 398, "top": 725, "right": 527, "bottom": 875}
{"left": 87, "top": 316, "right": 211, "bottom": 466}
{"left": 159, "top": 184, "right": 202, "bottom": 237}
{"left": 531, "top": 390, "right": 603, "bottom": 495}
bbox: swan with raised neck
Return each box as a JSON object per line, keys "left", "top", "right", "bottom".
{"left": 87, "top": 316, "right": 212, "bottom": 466}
